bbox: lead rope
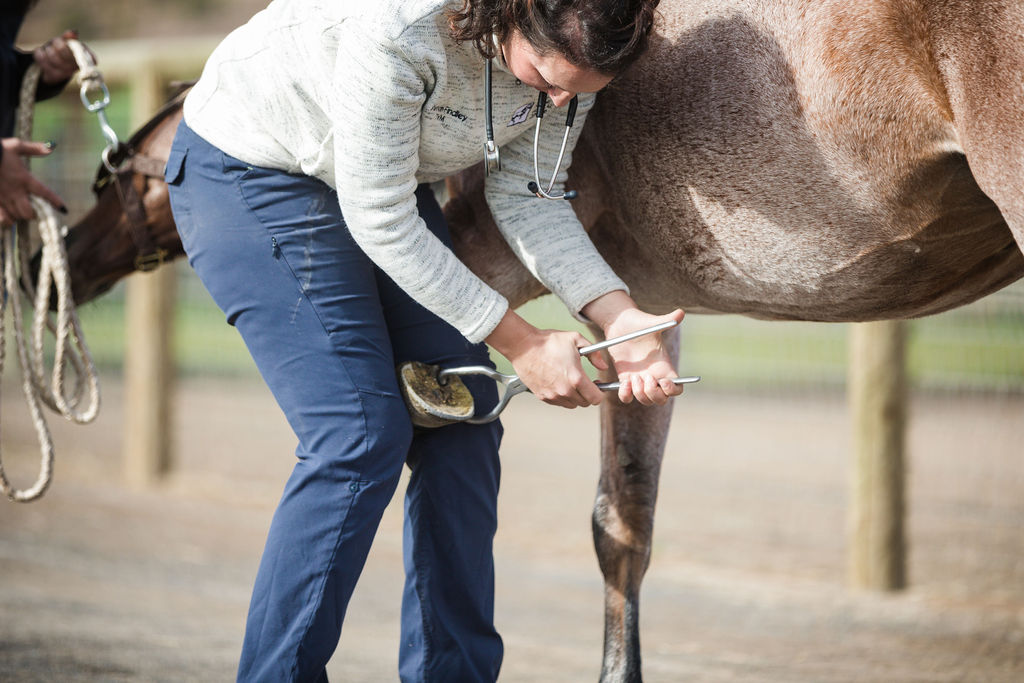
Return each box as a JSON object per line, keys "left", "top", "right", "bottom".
{"left": 0, "top": 41, "right": 102, "bottom": 502}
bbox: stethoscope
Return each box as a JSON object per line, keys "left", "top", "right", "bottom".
{"left": 483, "top": 59, "right": 579, "bottom": 200}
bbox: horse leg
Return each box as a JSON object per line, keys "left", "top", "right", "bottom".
{"left": 928, "top": 2, "right": 1024, "bottom": 251}
{"left": 592, "top": 326, "right": 680, "bottom": 683}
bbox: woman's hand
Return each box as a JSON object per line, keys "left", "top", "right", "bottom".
{"left": 602, "top": 306, "right": 685, "bottom": 405}
{"left": 583, "top": 291, "right": 685, "bottom": 406}
{"left": 34, "top": 30, "right": 91, "bottom": 85}
{"left": 486, "top": 310, "right": 607, "bottom": 408}
{"left": 0, "top": 138, "right": 65, "bottom": 224}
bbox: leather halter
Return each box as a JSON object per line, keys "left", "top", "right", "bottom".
{"left": 93, "top": 146, "right": 168, "bottom": 271}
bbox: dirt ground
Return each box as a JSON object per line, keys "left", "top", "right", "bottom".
{"left": 0, "top": 374, "right": 1022, "bottom": 682}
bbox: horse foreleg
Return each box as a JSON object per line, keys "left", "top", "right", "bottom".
{"left": 928, "top": 3, "right": 1024, "bottom": 252}
{"left": 592, "top": 327, "right": 680, "bottom": 683}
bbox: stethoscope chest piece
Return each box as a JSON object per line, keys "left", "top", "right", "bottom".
{"left": 484, "top": 139, "right": 501, "bottom": 175}
{"left": 483, "top": 59, "right": 501, "bottom": 175}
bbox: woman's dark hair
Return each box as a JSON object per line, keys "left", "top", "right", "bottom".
{"left": 448, "top": 0, "right": 659, "bottom": 75}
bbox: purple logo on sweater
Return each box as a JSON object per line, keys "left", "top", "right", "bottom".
{"left": 507, "top": 102, "right": 533, "bottom": 127}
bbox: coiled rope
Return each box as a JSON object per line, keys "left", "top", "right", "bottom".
{"left": 0, "top": 40, "right": 102, "bottom": 502}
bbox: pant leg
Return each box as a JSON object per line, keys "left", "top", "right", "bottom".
{"left": 378, "top": 186, "right": 504, "bottom": 683}
{"left": 166, "top": 122, "right": 412, "bottom": 683}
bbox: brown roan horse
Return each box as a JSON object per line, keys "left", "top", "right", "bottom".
{"left": 58, "top": 1, "right": 1023, "bottom": 681}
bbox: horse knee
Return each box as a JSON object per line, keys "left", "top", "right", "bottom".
{"left": 592, "top": 491, "right": 654, "bottom": 584}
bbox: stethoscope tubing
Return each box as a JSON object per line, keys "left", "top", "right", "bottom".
{"left": 483, "top": 59, "right": 501, "bottom": 174}
{"left": 483, "top": 59, "right": 577, "bottom": 200}
{"left": 530, "top": 92, "right": 578, "bottom": 199}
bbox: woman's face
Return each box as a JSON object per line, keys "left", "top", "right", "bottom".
{"left": 502, "top": 30, "right": 614, "bottom": 107}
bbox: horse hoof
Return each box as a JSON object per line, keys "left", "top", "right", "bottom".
{"left": 397, "top": 360, "right": 475, "bottom": 428}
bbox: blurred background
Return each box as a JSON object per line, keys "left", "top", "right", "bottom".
{"left": 2, "top": 2, "right": 1022, "bottom": 681}
{"left": 19, "top": 0, "right": 270, "bottom": 42}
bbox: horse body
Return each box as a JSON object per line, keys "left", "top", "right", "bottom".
{"left": 452, "top": 0, "right": 1023, "bottom": 322}
{"left": 596, "top": 0, "right": 1022, "bottom": 319}
{"left": 60, "top": 1, "right": 1023, "bottom": 680}
{"left": 446, "top": 2, "right": 1023, "bottom": 680}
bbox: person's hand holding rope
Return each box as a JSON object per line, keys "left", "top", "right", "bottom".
{"left": 0, "top": 24, "right": 101, "bottom": 502}
{"left": 0, "top": 30, "right": 95, "bottom": 225}
{"left": 32, "top": 29, "right": 88, "bottom": 85}
{"left": 0, "top": 138, "right": 63, "bottom": 223}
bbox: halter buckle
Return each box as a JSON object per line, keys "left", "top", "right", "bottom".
{"left": 134, "top": 248, "right": 168, "bottom": 272}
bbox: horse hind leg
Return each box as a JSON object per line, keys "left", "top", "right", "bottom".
{"left": 592, "top": 327, "right": 679, "bottom": 683}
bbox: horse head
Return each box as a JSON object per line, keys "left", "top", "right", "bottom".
{"left": 54, "top": 85, "right": 190, "bottom": 306}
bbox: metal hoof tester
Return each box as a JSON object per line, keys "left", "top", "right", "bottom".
{"left": 398, "top": 321, "right": 701, "bottom": 428}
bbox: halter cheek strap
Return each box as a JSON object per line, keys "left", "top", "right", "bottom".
{"left": 104, "top": 150, "right": 169, "bottom": 272}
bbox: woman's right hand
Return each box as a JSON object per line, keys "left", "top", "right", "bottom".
{"left": 486, "top": 310, "right": 605, "bottom": 408}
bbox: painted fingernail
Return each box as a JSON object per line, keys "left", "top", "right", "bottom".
{"left": 44, "top": 140, "right": 57, "bottom": 150}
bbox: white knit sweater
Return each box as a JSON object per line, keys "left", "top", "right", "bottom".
{"left": 183, "top": 0, "right": 627, "bottom": 343}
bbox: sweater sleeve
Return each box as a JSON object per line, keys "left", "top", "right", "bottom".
{"left": 483, "top": 92, "right": 628, "bottom": 321}
{"left": 0, "top": 51, "right": 34, "bottom": 165}
{"left": 330, "top": 24, "right": 508, "bottom": 343}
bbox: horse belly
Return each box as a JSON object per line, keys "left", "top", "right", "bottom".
{"left": 615, "top": 172, "right": 1024, "bottom": 322}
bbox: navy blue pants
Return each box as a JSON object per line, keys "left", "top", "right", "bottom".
{"left": 166, "top": 122, "right": 504, "bottom": 682}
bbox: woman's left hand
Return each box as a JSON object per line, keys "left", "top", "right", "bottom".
{"left": 602, "top": 307, "right": 685, "bottom": 405}
{"left": 34, "top": 30, "right": 91, "bottom": 85}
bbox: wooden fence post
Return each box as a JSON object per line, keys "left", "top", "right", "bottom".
{"left": 123, "top": 63, "right": 176, "bottom": 488}
{"left": 847, "top": 320, "right": 908, "bottom": 590}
